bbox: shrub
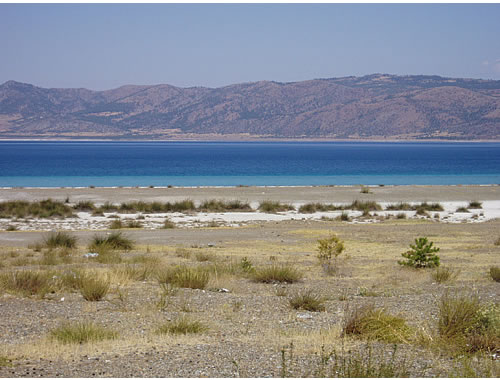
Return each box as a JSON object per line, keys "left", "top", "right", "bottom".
{"left": 252, "top": 264, "right": 302, "bottom": 283}
{"left": 240, "top": 257, "right": 255, "bottom": 273}
{"left": 50, "top": 321, "right": 117, "bottom": 344}
{"left": 43, "top": 231, "right": 77, "bottom": 249}
{"left": 155, "top": 317, "right": 207, "bottom": 335}
{"left": 88, "top": 232, "right": 134, "bottom": 251}
{"left": 317, "top": 233, "right": 345, "bottom": 274}
{"left": 490, "top": 266, "right": 500, "bottom": 282}
{"left": 343, "top": 304, "right": 413, "bottom": 344}
{"left": 495, "top": 237, "right": 500, "bottom": 246}
{"left": 298, "top": 203, "right": 342, "bottom": 213}
{"left": 396, "top": 213, "right": 407, "bottom": 219}
{"left": 416, "top": 202, "right": 444, "bottom": 212}
{"left": 398, "top": 237, "right": 440, "bottom": 268}
{"left": 468, "top": 201, "right": 482, "bottom": 209}
{"left": 156, "top": 265, "right": 210, "bottom": 289}
{"left": 289, "top": 290, "right": 325, "bottom": 312}
{"left": 456, "top": 206, "right": 470, "bottom": 213}
{"left": 78, "top": 272, "right": 110, "bottom": 301}
{"left": 431, "top": 266, "right": 460, "bottom": 283}
{"left": 258, "top": 201, "right": 295, "bottom": 213}
{"left": 5, "top": 225, "right": 17, "bottom": 231}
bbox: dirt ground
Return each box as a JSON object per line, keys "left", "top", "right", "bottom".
{"left": 0, "top": 187, "right": 499, "bottom": 377}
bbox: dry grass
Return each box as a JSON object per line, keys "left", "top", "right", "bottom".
{"left": 252, "top": 264, "right": 302, "bottom": 283}
{"left": 78, "top": 271, "right": 110, "bottom": 301}
{"left": 156, "top": 265, "right": 210, "bottom": 289}
{"left": 289, "top": 290, "right": 325, "bottom": 312}
{"left": 343, "top": 304, "right": 413, "bottom": 344}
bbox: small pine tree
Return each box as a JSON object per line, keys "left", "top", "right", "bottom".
{"left": 398, "top": 237, "right": 440, "bottom": 268}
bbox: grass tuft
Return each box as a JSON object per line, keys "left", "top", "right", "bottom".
{"left": 289, "top": 290, "right": 325, "bottom": 312}
{"left": 50, "top": 321, "right": 117, "bottom": 344}
{"left": 252, "top": 264, "right": 302, "bottom": 284}
{"left": 88, "top": 232, "right": 134, "bottom": 251}
{"left": 343, "top": 304, "right": 413, "bottom": 344}
{"left": 468, "top": 200, "right": 482, "bottom": 209}
{"left": 43, "top": 231, "right": 77, "bottom": 249}
{"left": 258, "top": 201, "right": 295, "bottom": 213}
{"left": 156, "top": 265, "right": 210, "bottom": 289}
{"left": 431, "top": 266, "right": 460, "bottom": 283}
{"left": 78, "top": 271, "right": 110, "bottom": 301}
{"left": 155, "top": 316, "right": 207, "bottom": 335}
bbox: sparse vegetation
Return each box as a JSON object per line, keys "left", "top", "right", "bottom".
{"left": 73, "top": 200, "right": 95, "bottom": 211}
{"left": 0, "top": 199, "right": 74, "bottom": 218}
{"left": 50, "top": 321, "right": 117, "bottom": 344}
{"left": 125, "top": 219, "right": 142, "bottom": 228}
{"left": 155, "top": 316, "right": 207, "bottom": 335}
{"left": 398, "top": 237, "right": 440, "bottom": 269}
{"left": 5, "top": 224, "right": 18, "bottom": 231}
{"left": 456, "top": 206, "right": 470, "bottom": 213}
{"left": 298, "top": 203, "right": 342, "bottom": 213}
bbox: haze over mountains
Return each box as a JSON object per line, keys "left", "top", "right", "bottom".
{"left": 0, "top": 74, "right": 499, "bottom": 140}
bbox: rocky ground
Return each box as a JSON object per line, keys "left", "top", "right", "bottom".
{"left": 0, "top": 186, "right": 498, "bottom": 377}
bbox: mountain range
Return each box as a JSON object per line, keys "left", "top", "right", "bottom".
{"left": 1, "top": 74, "right": 499, "bottom": 140}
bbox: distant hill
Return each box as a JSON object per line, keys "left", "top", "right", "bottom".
{"left": 1, "top": 74, "right": 499, "bottom": 140}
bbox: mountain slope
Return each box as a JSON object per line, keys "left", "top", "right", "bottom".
{"left": 1, "top": 74, "right": 499, "bottom": 139}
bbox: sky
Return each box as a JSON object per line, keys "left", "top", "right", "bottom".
{"left": 1, "top": 3, "right": 500, "bottom": 90}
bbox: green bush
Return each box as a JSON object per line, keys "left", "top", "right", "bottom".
{"left": 50, "top": 321, "right": 117, "bottom": 344}
{"left": 398, "top": 237, "right": 440, "bottom": 268}
{"left": 317, "top": 233, "right": 345, "bottom": 274}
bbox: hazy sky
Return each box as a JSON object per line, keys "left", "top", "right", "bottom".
{"left": 1, "top": 3, "right": 500, "bottom": 90}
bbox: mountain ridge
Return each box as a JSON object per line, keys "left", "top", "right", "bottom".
{"left": 1, "top": 74, "right": 499, "bottom": 140}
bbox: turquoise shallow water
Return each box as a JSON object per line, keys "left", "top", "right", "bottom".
{"left": 0, "top": 141, "right": 499, "bottom": 187}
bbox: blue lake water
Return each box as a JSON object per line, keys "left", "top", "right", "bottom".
{"left": 0, "top": 141, "right": 499, "bottom": 187}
